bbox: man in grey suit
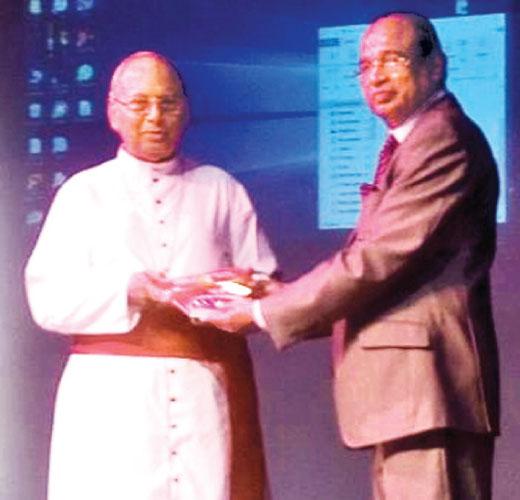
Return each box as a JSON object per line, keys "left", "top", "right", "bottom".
{"left": 205, "top": 12, "right": 499, "bottom": 499}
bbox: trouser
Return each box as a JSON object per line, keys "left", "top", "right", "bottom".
{"left": 372, "top": 429, "right": 495, "bottom": 500}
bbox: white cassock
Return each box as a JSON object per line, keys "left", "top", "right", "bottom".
{"left": 25, "top": 148, "right": 277, "bottom": 500}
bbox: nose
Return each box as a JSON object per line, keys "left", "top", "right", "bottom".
{"left": 367, "top": 63, "right": 387, "bottom": 85}
{"left": 144, "top": 101, "right": 163, "bottom": 121}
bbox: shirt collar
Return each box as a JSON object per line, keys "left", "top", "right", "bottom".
{"left": 116, "top": 147, "right": 182, "bottom": 176}
{"left": 390, "top": 89, "right": 446, "bottom": 143}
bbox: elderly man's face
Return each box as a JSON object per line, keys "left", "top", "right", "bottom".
{"left": 359, "top": 16, "right": 440, "bottom": 128}
{"left": 108, "top": 57, "right": 188, "bottom": 162}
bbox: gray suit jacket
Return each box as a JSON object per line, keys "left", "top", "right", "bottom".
{"left": 261, "top": 94, "right": 500, "bottom": 447}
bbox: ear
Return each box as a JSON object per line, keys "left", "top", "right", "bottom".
{"left": 107, "top": 100, "right": 120, "bottom": 134}
{"left": 181, "top": 100, "right": 191, "bottom": 127}
{"left": 430, "top": 52, "right": 446, "bottom": 87}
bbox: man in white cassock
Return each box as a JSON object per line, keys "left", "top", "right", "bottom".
{"left": 25, "top": 51, "right": 277, "bottom": 500}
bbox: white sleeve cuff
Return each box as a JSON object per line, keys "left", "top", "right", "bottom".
{"left": 251, "top": 299, "right": 267, "bottom": 329}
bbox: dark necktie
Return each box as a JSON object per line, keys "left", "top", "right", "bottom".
{"left": 373, "top": 134, "right": 399, "bottom": 185}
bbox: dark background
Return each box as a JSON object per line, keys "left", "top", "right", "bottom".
{"left": 1, "top": 1, "right": 519, "bottom": 498}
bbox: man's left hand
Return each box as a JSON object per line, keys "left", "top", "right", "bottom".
{"left": 190, "top": 295, "right": 254, "bottom": 333}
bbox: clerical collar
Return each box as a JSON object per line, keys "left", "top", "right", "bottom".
{"left": 390, "top": 90, "right": 446, "bottom": 143}
{"left": 117, "top": 147, "right": 182, "bottom": 175}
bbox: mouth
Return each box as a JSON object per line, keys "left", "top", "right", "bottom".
{"left": 142, "top": 131, "right": 165, "bottom": 141}
{"left": 371, "top": 91, "right": 395, "bottom": 105}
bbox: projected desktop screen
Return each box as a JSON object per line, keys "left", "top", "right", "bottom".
{"left": 318, "top": 13, "right": 506, "bottom": 229}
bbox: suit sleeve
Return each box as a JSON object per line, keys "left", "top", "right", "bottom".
{"left": 261, "top": 115, "right": 480, "bottom": 349}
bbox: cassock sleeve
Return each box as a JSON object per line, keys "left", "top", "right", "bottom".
{"left": 225, "top": 175, "right": 278, "bottom": 276}
{"left": 25, "top": 175, "right": 140, "bottom": 334}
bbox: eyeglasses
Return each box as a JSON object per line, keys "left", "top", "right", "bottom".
{"left": 112, "top": 96, "right": 185, "bottom": 115}
{"left": 356, "top": 53, "right": 413, "bottom": 77}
